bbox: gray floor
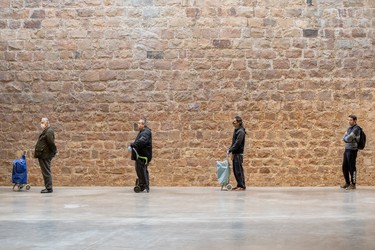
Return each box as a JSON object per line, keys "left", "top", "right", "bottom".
{"left": 1, "top": 186, "right": 375, "bottom": 250}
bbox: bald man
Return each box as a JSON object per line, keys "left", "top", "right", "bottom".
{"left": 34, "top": 118, "right": 57, "bottom": 193}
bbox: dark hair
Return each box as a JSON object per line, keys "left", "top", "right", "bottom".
{"left": 348, "top": 115, "right": 357, "bottom": 121}
{"left": 235, "top": 116, "right": 243, "bottom": 126}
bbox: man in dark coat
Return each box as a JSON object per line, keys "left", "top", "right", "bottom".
{"left": 130, "top": 119, "right": 152, "bottom": 192}
{"left": 228, "top": 116, "right": 246, "bottom": 191}
{"left": 34, "top": 118, "right": 57, "bottom": 193}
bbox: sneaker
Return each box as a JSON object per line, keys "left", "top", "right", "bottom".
{"left": 340, "top": 183, "right": 350, "bottom": 189}
{"left": 346, "top": 184, "right": 356, "bottom": 190}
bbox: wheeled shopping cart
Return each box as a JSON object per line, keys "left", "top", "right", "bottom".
{"left": 12, "top": 153, "right": 31, "bottom": 191}
{"left": 216, "top": 155, "right": 232, "bottom": 191}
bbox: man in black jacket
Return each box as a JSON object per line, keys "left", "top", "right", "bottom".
{"left": 34, "top": 118, "right": 57, "bottom": 193}
{"left": 130, "top": 119, "right": 152, "bottom": 193}
{"left": 228, "top": 116, "right": 246, "bottom": 191}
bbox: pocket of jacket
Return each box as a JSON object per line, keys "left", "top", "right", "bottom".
{"left": 35, "top": 146, "right": 46, "bottom": 157}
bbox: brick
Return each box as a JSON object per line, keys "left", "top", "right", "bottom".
{"left": 154, "top": 60, "right": 171, "bottom": 70}
{"left": 303, "top": 29, "right": 318, "bottom": 38}
{"left": 108, "top": 60, "right": 132, "bottom": 70}
{"left": 147, "top": 51, "right": 164, "bottom": 59}
{"left": 99, "top": 70, "right": 117, "bottom": 81}
{"left": 273, "top": 59, "right": 290, "bottom": 69}
{"left": 220, "top": 28, "right": 241, "bottom": 38}
{"left": 24, "top": 20, "right": 41, "bottom": 29}
{"left": 25, "top": 0, "right": 41, "bottom": 8}
{"left": 31, "top": 9, "right": 46, "bottom": 18}
{"left": 77, "top": 9, "right": 95, "bottom": 17}
{"left": 0, "top": 42, "right": 7, "bottom": 51}
{"left": 0, "top": 0, "right": 10, "bottom": 8}
{"left": 186, "top": 7, "right": 201, "bottom": 17}
{"left": 286, "top": 50, "right": 302, "bottom": 58}
{"left": 0, "top": 72, "right": 14, "bottom": 82}
{"left": 318, "top": 91, "right": 332, "bottom": 101}
{"left": 352, "top": 28, "right": 366, "bottom": 37}
{"left": 300, "top": 59, "right": 317, "bottom": 69}
{"left": 4, "top": 52, "right": 16, "bottom": 61}
{"left": 9, "top": 20, "right": 21, "bottom": 29}
{"left": 80, "top": 71, "right": 100, "bottom": 82}
{"left": 0, "top": 20, "right": 6, "bottom": 29}
{"left": 213, "top": 39, "right": 231, "bottom": 48}
{"left": 17, "top": 52, "right": 32, "bottom": 61}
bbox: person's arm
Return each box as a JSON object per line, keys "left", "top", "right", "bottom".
{"left": 46, "top": 128, "right": 57, "bottom": 154}
{"left": 228, "top": 129, "right": 245, "bottom": 153}
{"left": 131, "top": 129, "right": 151, "bottom": 149}
{"left": 343, "top": 127, "right": 360, "bottom": 143}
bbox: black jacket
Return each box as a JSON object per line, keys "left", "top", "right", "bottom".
{"left": 34, "top": 127, "right": 57, "bottom": 159}
{"left": 131, "top": 127, "right": 152, "bottom": 163}
{"left": 229, "top": 126, "right": 246, "bottom": 154}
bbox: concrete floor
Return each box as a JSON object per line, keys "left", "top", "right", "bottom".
{"left": 1, "top": 186, "right": 375, "bottom": 250}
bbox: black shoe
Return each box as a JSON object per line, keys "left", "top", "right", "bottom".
{"left": 41, "top": 189, "right": 53, "bottom": 193}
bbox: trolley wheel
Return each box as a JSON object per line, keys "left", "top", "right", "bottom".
{"left": 226, "top": 184, "right": 233, "bottom": 191}
{"left": 134, "top": 186, "right": 141, "bottom": 193}
{"left": 25, "top": 184, "right": 31, "bottom": 190}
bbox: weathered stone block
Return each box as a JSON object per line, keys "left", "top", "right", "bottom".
{"left": 213, "top": 39, "right": 231, "bottom": 48}
{"left": 186, "top": 7, "right": 200, "bottom": 17}
{"left": 303, "top": 29, "right": 318, "bottom": 38}
{"left": 31, "top": 9, "right": 45, "bottom": 18}
{"left": 273, "top": 59, "right": 290, "bottom": 69}
{"left": 24, "top": 20, "right": 41, "bottom": 29}
{"left": 147, "top": 51, "right": 164, "bottom": 59}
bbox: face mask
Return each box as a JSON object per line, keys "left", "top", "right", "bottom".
{"left": 40, "top": 124, "right": 46, "bottom": 129}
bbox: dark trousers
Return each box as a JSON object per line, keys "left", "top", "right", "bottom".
{"left": 38, "top": 158, "right": 53, "bottom": 190}
{"left": 342, "top": 149, "right": 357, "bottom": 185}
{"left": 233, "top": 154, "right": 246, "bottom": 189}
{"left": 135, "top": 159, "right": 149, "bottom": 188}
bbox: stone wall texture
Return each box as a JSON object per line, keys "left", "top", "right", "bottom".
{"left": 0, "top": 0, "right": 374, "bottom": 187}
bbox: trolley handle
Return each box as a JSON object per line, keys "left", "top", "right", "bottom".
{"left": 129, "top": 146, "right": 148, "bottom": 165}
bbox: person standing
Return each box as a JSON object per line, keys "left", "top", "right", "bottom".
{"left": 228, "top": 116, "right": 247, "bottom": 191}
{"left": 341, "top": 115, "right": 360, "bottom": 190}
{"left": 34, "top": 117, "right": 57, "bottom": 193}
{"left": 130, "top": 119, "right": 152, "bottom": 193}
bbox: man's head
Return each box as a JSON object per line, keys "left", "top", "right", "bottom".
{"left": 137, "top": 119, "right": 146, "bottom": 131}
{"left": 232, "top": 116, "right": 242, "bottom": 128}
{"left": 347, "top": 115, "right": 357, "bottom": 127}
{"left": 40, "top": 117, "right": 50, "bottom": 130}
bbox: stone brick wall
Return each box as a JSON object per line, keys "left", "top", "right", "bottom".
{"left": 0, "top": 0, "right": 374, "bottom": 187}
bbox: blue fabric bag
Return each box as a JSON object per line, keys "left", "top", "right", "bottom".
{"left": 12, "top": 154, "right": 28, "bottom": 185}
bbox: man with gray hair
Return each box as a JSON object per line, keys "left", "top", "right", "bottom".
{"left": 34, "top": 118, "right": 57, "bottom": 193}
